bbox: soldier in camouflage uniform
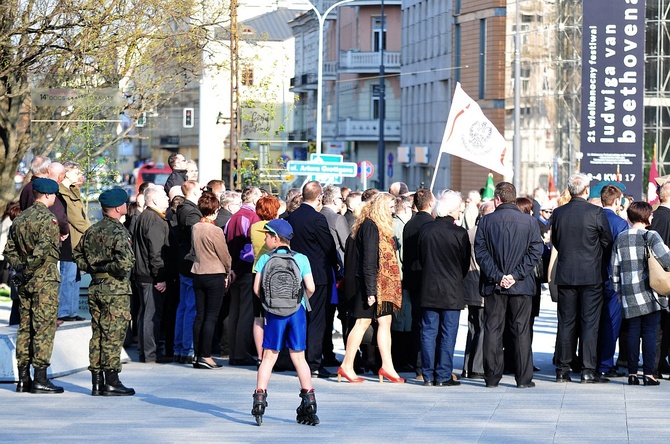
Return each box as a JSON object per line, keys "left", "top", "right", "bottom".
{"left": 74, "top": 188, "right": 135, "bottom": 396}
{"left": 3, "top": 178, "right": 63, "bottom": 394}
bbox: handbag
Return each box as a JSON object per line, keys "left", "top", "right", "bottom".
{"left": 643, "top": 231, "right": 670, "bottom": 296}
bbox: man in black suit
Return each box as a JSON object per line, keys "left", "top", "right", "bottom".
{"left": 287, "top": 181, "right": 340, "bottom": 378}
{"left": 650, "top": 181, "right": 670, "bottom": 376}
{"left": 474, "top": 182, "right": 543, "bottom": 388}
{"left": 402, "top": 188, "right": 435, "bottom": 380}
{"left": 551, "top": 173, "right": 613, "bottom": 383}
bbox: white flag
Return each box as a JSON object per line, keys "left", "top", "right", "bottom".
{"left": 440, "top": 82, "right": 513, "bottom": 177}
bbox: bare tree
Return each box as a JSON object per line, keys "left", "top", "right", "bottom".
{"left": 0, "top": 0, "right": 231, "bottom": 207}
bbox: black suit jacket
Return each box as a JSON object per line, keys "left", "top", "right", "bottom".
{"left": 650, "top": 205, "right": 670, "bottom": 246}
{"left": 402, "top": 211, "right": 434, "bottom": 292}
{"left": 551, "top": 197, "right": 613, "bottom": 286}
{"left": 287, "top": 203, "right": 339, "bottom": 286}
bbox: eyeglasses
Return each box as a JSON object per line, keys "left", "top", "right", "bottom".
{"left": 542, "top": 210, "right": 552, "bottom": 213}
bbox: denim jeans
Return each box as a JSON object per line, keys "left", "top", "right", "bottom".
{"left": 58, "top": 261, "right": 80, "bottom": 318}
{"left": 174, "top": 275, "right": 196, "bottom": 357}
{"left": 420, "top": 308, "right": 460, "bottom": 383}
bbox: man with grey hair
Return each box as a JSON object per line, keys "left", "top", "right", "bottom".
{"left": 463, "top": 190, "right": 482, "bottom": 230}
{"left": 551, "top": 173, "right": 613, "bottom": 383}
{"left": 132, "top": 186, "right": 171, "bottom": 363}
{"left": 320, "top": 185, "right": 349, "bottom": 366}
{"left": 19, "top": 155, "right": 52, "bottom": 210}
{"left": 58, "top": 161, "right": 91, "bottom": 322}
{"left": 416, "top": 191, "right": 470, "bottom": 386}
{"left": 475, "top": 182, "right": 543, "bottom": 388}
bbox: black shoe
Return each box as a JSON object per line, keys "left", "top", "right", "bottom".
{"left": 435, "top": 379, "right": 460, "bottom": 387}
{"left": 517, "top": 381, "right": 536, "bottom": 389}
{"left": 194, "top": 358, "right": 220, "bottom": 369}
{"left": 485, "top": 382, "right": 499, "bottom": 388}
{"left": 322, "top": 356, "right": 342, "bottom": 367}
{"left": 628, "top": 375, "right": 640, "bottom": 385}
{"left": 581, "top": 371, "right": 609, "bottom": 384}
{"left": 311, "top": 368, "right": 334, "bottom": 378}
{"left": 466, "top": 372, "right": 485, "bottom": 380}
{"left": 31, "top": 368, "right": 64, "bottom": 394}
{"left": 423, "top": 380, "right": 434, "bottom": 386}
{"left": 73, "top": 315, "right": 86, "bottom": 321}
{"left": 533, "top": 366, "right": 541, "bottom": 372}
{"left": 58, "top": 316, "right": 75, "bottom": 322}
{"left": 643, "top": 375, "right": 660, "bottom": 386}
{"left": 556, "top": 372, "right": 572, "bottom": 383}
{"left": 602, "top": 369, "right": 626, "bottom": 378}
{"left": 102, "top": 370, "right": 135, "bottom": 396}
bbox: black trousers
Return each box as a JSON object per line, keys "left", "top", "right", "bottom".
{"left": 463, "top": 305, "right": 485, "bottom": 376}
{"left": 483, "top": 292, "right": 533, "bottom": 386}
{"left": 306, "top": 284, "right": 329, "bottom": 371}
{"left": 227, "top": 273, "right": 255, "bottom": 363}
{"left": 193, "top": 273, "right": 225, "bottom": 358}
{"left": 556, "top": 284, "right": 603, "bottom": 373}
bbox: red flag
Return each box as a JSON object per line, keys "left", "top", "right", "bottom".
{"left": 648, "top": 154, "right": 659, "bottom": 205}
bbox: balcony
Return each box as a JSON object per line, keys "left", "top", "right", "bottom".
{"left": 339, "top": 51, "right": 401, "bottom": 73}
{"left": 289, "top": 73, "right": 318, "bottom": 93}
{"left": 323, "top": 61, "right": 337, "bottom": 80}
{"left": 339, "top": 118, "right": 400, "bottom": 141}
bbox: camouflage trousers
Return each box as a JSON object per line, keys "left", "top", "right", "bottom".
{"left": 16, "top": 281, "right": 59, "bottom": 368}
{"left": 88, "top": 290, "right": 131, "bottom": 372}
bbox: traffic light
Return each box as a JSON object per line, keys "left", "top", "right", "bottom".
{"left": 136, "top": 112, "right": 146, "bottom": 128}
{"left": 183, "top": 107, "right": 194, "bottom": 128}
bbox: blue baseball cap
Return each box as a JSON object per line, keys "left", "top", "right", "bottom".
{"left": 263, "top": 219, "right": 294, "bottom": 240}
{"left": 33, "top": 178, "right": 59, "bottom": 194}
{"left": 99, "top": 188, "right": 129, "bottom": 208}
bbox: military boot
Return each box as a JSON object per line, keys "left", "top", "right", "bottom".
{"left": 31, "top": 367, "right": 64, "bottom": 394}
{"left": 91, "top": 370, "right": 104, "bottom": 396}
{"left": 103, "top": 370, "right": 135, "bottom": 396}
{"left": 16, "top": 365, "right": 32, "bottom": 393}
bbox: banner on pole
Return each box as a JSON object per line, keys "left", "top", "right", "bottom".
{"left": 439, "top": 82, "right": 513, "bottom": 177}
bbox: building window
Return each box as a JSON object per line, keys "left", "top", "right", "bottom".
{"left": 479, "top": 19, "right": 487, "bottom": 99}
{"left": 241, "top": 68, "right": 254, "bottom": 86}
{"left": 372, "top": 84, "right": 385, "bottom": 119}
{"left": 373, "top": 17, "right": 387, "bottom": 52}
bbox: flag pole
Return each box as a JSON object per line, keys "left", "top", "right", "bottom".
{"left": 429, "top": 151, "right": 444, "bottom": 193}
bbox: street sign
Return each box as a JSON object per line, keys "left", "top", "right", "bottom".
{"left": 286, "top": 161, "right": 357, "bottom": 177}
{"left": 358, "top": 161, "right": 374, "bottom": 179}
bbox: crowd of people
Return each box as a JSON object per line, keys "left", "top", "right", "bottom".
{"left": 6, "top": 152, "right": 670, "bottom": 423}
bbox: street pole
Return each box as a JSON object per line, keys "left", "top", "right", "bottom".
{"left": 306, "top": 0, "right": 355, "bottom": 156}
{"left": 513, "top": 0, "right": 521, "bottom": 190}
{"left": 377, "top": 0, "right": 385, "bottom": 191}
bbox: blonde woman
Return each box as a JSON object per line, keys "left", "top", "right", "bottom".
{"left": 338, "top": 193, "right": 404, "bottom": 383}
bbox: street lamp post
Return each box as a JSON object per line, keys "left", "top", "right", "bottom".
{"left": 305, "top": 0, "right": 355, "bottom": 155}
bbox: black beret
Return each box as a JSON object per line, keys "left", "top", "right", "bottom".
{"left": 99, "top": 188, "right": 128, "bottom": 208}
{"left": 33, "top": 178, "right": 59, "bottom": 194}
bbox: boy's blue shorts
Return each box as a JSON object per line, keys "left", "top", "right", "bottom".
{"left": 262, "top": 305, "right": 307, "bottom": 352}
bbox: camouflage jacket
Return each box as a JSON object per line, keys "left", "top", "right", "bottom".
{"left": 3, "top": 201, "right": 60, "bottom": 285}
{"left": 74, "top": 216, "right": 134, "bottom": 295}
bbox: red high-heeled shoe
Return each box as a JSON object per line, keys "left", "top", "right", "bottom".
{"left": 337, "top": 367, "right": 364, "bottom": 383}
{"left": 378, "top": 368, "right": 405, "bottom": 383}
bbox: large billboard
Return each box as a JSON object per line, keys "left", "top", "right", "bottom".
{"left": 580, "top": 0, "right": 645, "bottom": 198}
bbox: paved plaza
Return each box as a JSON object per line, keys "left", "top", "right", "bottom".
{"left": 2, "top": 293, "right": 670, "bottom": 443}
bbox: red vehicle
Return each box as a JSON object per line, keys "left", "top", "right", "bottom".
{"left": 135, "top": 162, "right": 172, "bottom": 194}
